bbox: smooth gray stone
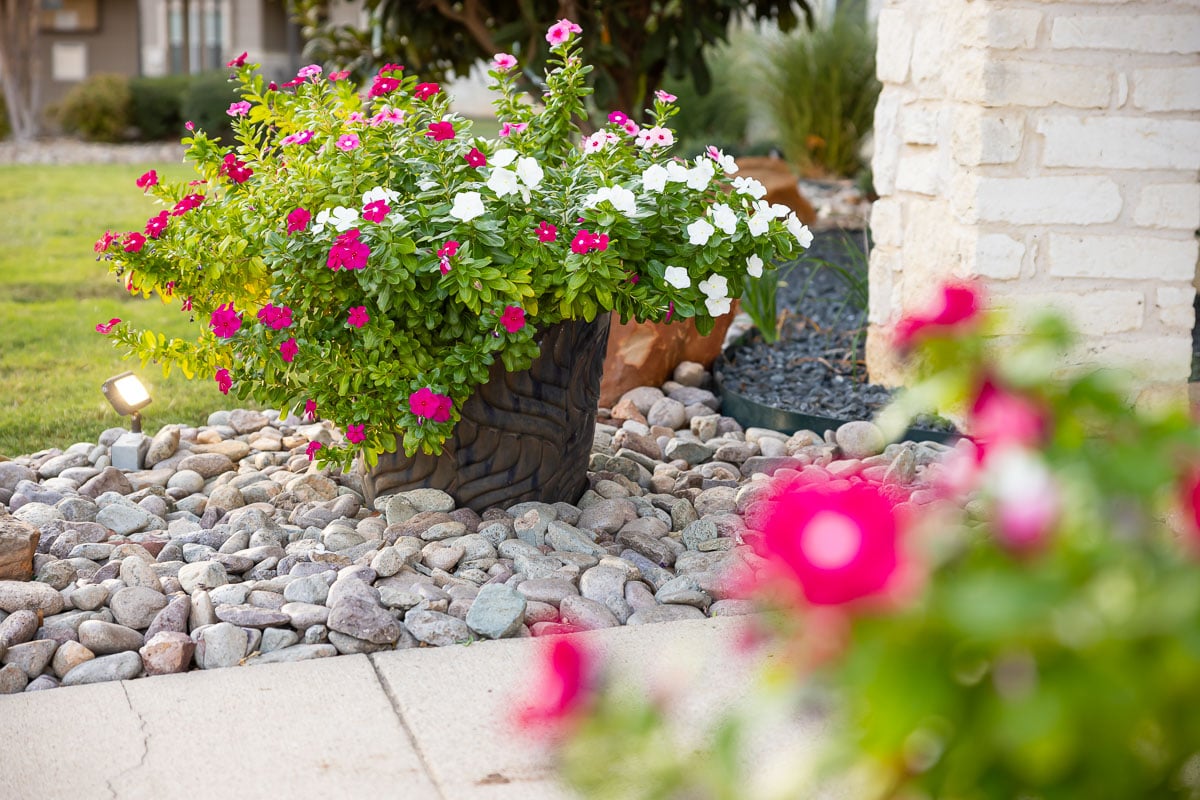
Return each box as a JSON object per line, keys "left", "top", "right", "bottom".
{"left": 77, "top": 620, "right": 144, "bottom": 655}
{"left": 465, "top": 584, "right": 526, "bottom": 640}
{"left": 214, "top": 604, "right": 291, "bottom": 629}
{"left": 260, "top": 628, "right": 300, "bottom": 653}
{"left": 558, "top": 595, "right": 619, "bottom": 630}
{"left": 327, "top": 597, "right": 402, "bottom": 644}
{"left": 403, "top": 609, "right": 470, "bottom": 647}
{"left": 245, "top": 644, "right": 339, "bottom": 664}
{"left": 109, "top": 586, "right": 169, "bottom": 630}
{"left": 195, "top": 622, "right": 248, "bottom": 669}
{"left": 61, "top": 651, "right": 142, "bottom": 686}
{"left": 2, "top": 639, "right": 58, "bottom": 679}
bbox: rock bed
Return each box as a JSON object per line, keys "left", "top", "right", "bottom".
{"left": 0, "top": 364, "right": 951, "bottom": 694}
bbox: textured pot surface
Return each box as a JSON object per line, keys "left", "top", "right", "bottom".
{"left": 362, "top": 315, "right": 610, "bottom": 513}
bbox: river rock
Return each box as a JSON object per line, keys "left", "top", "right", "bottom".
{"left": 78, "top": 620, "right": 144, "bottom": 654}
{"left": 465, "top": 584, "right": 526, "bottom": 640}
{"left": 61, "top": 651, "right": 142, "bottom": 686}
{"left": 0, "top": 518, "right": 38, "bottom": 580}
{"left": 110, "top": 586, "right": 170, "bottom": 630}
{"left": 0, "top": 580, "right": 64, "bottom": 615}
{"left": 139, "top": 631, "right": 195, "bottom": 676}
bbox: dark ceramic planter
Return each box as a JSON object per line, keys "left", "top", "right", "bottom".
{"left": 362, "top": 315, "right": 611, "bottom": 513}
{"left": 712, "top": 332, "right": 957, "bottom": 446}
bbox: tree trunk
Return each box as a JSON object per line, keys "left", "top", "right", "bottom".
{"left": 0, "top": 0, "right": 42, "bottom": 142}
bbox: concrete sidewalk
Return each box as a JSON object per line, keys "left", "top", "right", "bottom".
{"left": 1, "top": 617, "right": 818, "bottom": 800}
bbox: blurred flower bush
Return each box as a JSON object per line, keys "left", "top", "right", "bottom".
{"left": 530, "top": 282, "right": 1200, "bottom": 799}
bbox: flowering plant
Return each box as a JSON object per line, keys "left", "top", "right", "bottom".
{"left": 94, "top": 20, "right": 811, "bottom": 470}
{"left": 532, "top": 284, "right": 1200, "bottom": 799}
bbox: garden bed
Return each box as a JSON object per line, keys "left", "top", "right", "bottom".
{"left": 716, "top": 227, "right": 954, "bottom": 437}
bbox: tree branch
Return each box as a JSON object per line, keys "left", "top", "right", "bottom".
{"left": 430, "top": 0, "right": 500, "bottom": 56}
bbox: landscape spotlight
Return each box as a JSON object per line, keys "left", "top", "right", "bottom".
{"left": 102, "top": 371, "right": 152, "bottom": 433}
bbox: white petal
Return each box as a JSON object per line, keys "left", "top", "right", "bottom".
{"left": 491, "top": 148, "right": 518, "bottom": 167}
{"left": 664, "top": 265, "right": 691, "bottom": 289}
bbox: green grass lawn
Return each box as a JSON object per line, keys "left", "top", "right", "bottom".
{"left": 0, "top": 162, "right": 244, "bottom": 458}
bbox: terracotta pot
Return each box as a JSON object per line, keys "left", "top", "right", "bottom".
{"left": 362, "top": 315, "right": 610, "bottom": 513}
{"left": 598, "top": 307, "right": 738, "bottom": 408}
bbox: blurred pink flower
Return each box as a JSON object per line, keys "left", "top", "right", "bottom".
{"left": 894, "top": 281, "right": 982, "bottom": 350}
{"left": 136, "top": 170, "right": 157, "bottom": 190}
{"left": 347, "top": 306, "right": 370, "bottom": 328}
{"left": 493, "top": 53, "right": 517, "bottom": 72}
{"left": 757, "top": 479, "right": 901, "bottom": 606}
{"left": 95, "top": 318, "right": 121, "bottom": 335}
{"left": 426, "top": 121, "right": 455, "bottom": 141}
{"left": 279, "top": 337, "right": 298, "bottom": 363}
{"left": 545, "top": 18, "right": 582, "bottom": 46}
{"left": 305, "top": 440, "right": 322, "bottom": 460}
{"left": 214, "top": 368, "right": 232, "bottom": 395}
{"left": 517, "top": 638, "right": 592, "bottom": 731}
{"left": 286, "top": 207, "right": 311, "bottom": 234}
{"left": 209, "top": 304, "right": 242, "bottom": 338}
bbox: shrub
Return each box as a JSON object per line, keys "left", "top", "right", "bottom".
{"left": 57, "top": 73, "right": 132, "bottom": 143}
{"left": 758, "top": 8, "right": 880, "bottom": 177}
{"left": 181, "top": 70, "right": 239, "bottom": 143}
{"left": 129, "top": 73, "right": 190, "bottom": 141}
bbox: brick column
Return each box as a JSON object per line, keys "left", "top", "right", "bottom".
{"left": 867, "top": 0, "right": 1200, "bottom": 398}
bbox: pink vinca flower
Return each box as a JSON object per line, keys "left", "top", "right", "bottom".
{"left": 622, "top": 119, "right": 639, "bottom": 136}
{"left": 517, "top": 638, "right": 593, "bottom": 732}
{"left": 408, "top": 387, "right": 453, "bottom": 423}
{"left": 437, "top": 240, "right": 459, "bottom": 275}
{"left": 545, "top": 18, "right": 582, "bottom": 46}
{"left": 144, "top": 211, "right": 169, "bottom": 239}
{"left": 654, "top": 89, "right": 677, "bottom": 103}
{"left": 94, "top": 231, "right": 118, "bottom": 253}
{"left": 287, "top": 207, "right": 311, "bottom": 234}
{"left": 370, "top": 75, "right": 400, "bottom": 97}
{"left": 280, "top": 130, "right": 314, "bottom": 146}
{"left": 499, "top": 306, "right": 525, "bottom": 333}
{"left": 346, "top": 112, "right": 366, "bottom": 124}
{"left": 220, "top": 153, "right": 252, "bottom": 184}
{"left": 95, "top": 318, "right": 121, "bottom": 335}
{"left": 492, "top": 53, "right": 517, "bottom": 72}
{"left": 635, "top": 126, "right": 674, "bottom": 149}
{"left": 227, "top": 101, "right": 251, "bottom": 117}
{"left": 171, "top": 193, "right": 204, "bottom": 216}
{"left": 136, "top": 170, "right": 158, "bottom": 190}
{"left": 370, "top": 107, "right": 405, "bottom": 126}
{"left": 305, "top": 440, "right": 322, "bottom": 460}
{"left": 184, "top": 120, "right": 194, "bottom": 131}
{"left": 607, "top": 110, "right": 628, "bottom": 126}
{"left": 209, "top": 303, "right": 242, "bottom": 338}
{"left": 426, "top": 121, "right": 455, "bottom": 141}
{"left": 297, "top": 64, "right": 322, "bottom": 80}
{"left": 304, "top": 399, "right": 318, "bottom": 421}
{"left": 992, "top": 451, "right": 1059, "bottom": 555}
{"left": 347, "top": 306, "right": 370, "bottom": 328}
{"left": 279, "top": 337, "right": 299, "bottom": 363}
{"left": 535, "top": 221, "right": 557, "bottom": 243}
{"left": 499, "top": 122, "right": 527, "bottom": 137}
{"left": 413, "top": 82, "right": 440, "bottom": 100}
{"left": 894, "top": 281, "right": 982, "bottom": 350}
{"left": 336, "top": 134, "right": 360, "bottom": 151}
{"left": 123, "top": 232, "right": 146, "bottom": 253}
{"left": 757, "top": 478, "right": 902, "bottom": 606}
{"left": 345, "top": 424, "right": 366, "bottom": 444}
{"left": 969, "top": 380, "right": 1047, "bottom": 465}
{"left": 362, "top": 199, "right": 390, "bottom": 223}
{"left": 214, "top": 368, "right": 232, "bottom": 395}
{"left": 327, "top": 229, "right": 370, "bottom": 270}
{"left": 256, "top": 303, "right": 293, "bottom": 330}
{"left": 328, "top": 70, "right": 350, "bottom": 82}
{"left": 464, "top": 147, "right": 487, "bottom": 168}
{"left": 226, "top": 52, "right": 248, "bottom": 68}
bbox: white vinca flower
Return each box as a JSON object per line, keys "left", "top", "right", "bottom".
{"left": 770, "top": 202, "right": 792, "bottom": 219}
{"left": 641, "top": 163, "right": 668, "bottom": 193}
{"left": 746, "top": 212, "right": 770, "bottom": 238}
{"left": 746, "top": 254, "right": 764, "bottom": 278}
{"left": 586, "top": 186, "right": 637, "bottom": 216}
{"left": 328, "top": 206, "right": 359, "bottom": 232}
{"left": 686, "top": 160, "right": 715, "bottom": 191}
{"left": 705, "top": 296, "right": 732, "bottom": 317}
{"left": 786, "top": 213, "right": 814, "bottom": 247}
{"left": 450, "top": 191, "right": 485, "bottom": 222}
{"left": 487, "top": 167, "right": 520, "bottom": 197}
{"left": 732, "top": 176, "right": 767, "bottom": 200}
{"left": 710, "top": 203, "right": 738, "bottom": 236}
{"left": 362, "top": 186, "right": 399, "bottom": 205}
{"left": 583, "top": 132, "right": 607, "bottom": 154}
{"left": 663, "top": 265, "right": 691, "bottom": 289}
{"left": 707, "top": 146, "right": 738, "bottom": 175}
{"left": 686, "top": 219, "right": 715, "bottom": 246}
{"left": 698, "top": 274, "right": 729, "bottom": 300}
{"left": 516, "top": 156, "right": 543, "bottom": 190}
{"left": 666, "top": 162, "right": 690, "bottom": 183}
{"left": 312, "top": 208, "right": 331, "bottom": 234}
{"left": 491, "top": 148, "right": 518, "bottom": 167}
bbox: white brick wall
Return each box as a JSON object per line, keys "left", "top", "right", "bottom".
{"left": 868, "top": 0, "right": 1200, "bottom": 396}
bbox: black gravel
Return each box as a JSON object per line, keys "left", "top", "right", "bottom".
{"left": 719, "top": 228, "right": 953, "bottom": 432}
